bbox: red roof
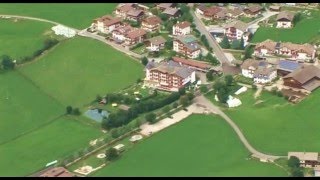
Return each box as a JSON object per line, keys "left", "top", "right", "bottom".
{"left": 172, "top": 56, "right": 211, "bottom": 69}
{"left": 126, "top": 28, "right": 146, "bottom": 39}
{"left": 204, "top": 6, "right": 222, "bottom": 17}
{"left": 175, "top": 21, "right": 191, "bottom": 29}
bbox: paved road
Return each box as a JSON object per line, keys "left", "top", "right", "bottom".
{"left": 78, "top": 30, "right": 143, "bottom": 60}
{"left": 193, "top": 95, "right": 285, "bottom": 161}
{"left": 0, "top": 14, "right": 80, "bottom": 33}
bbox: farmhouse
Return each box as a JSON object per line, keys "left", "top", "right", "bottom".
{"left": 124, "top": 28, "right": 147, "bottom": 46}
{"left": 115, "top": 3, "right": 136, "bottom": 18}
{"left": 163, "top": 8, "right": 181, "bottom": 19}
{"left": 277, "top": 59, "right": 302, "bottom": 76}
{"left": 283, "top": 65, "right": 320, "bottom": 92}
{"left": 172, "top": 21, "right": 191, "bottom": 36}
{"left": 240, "top": 59, "right": 276, "bottom": 84}
{"left": 254, "top": 39, "right": 316, "bottom": 61}
{"left": 126, "top": 9, "right": 144, "bottom": 22}
{"left": 172, "top": 56, "right": 212, "bottom": 72}
{"left": 224, "top": 20, "right": 251, "bottom": 43}
{"left": 144, "top": 60, "right": 196, "bottom": 92}
{"left": 202, "top": 6, "right": 222, "bottom": 20}
{"left": 195, "top": 4, "right": 207, "bottom": 15}
{"left": 226, "top": 8, "right": 244, "bottom": 19}
{"left": 173, "top": 35, "right": 201, "bottom": 59}
{"left": 141, "top": 16, "right": 162, "bottom": 32}
{"left": 243, "top": 4, "right": 263, "bottom": 17}
{"left": 156, "top": 3, "right": 175, "bottom": 11}
{"left": 269, "top": 5, "right": 281, "bottom": 12}
{"left": 276, "top": 11, "right": 295, "bottom": 28}
{"left": 145, "top": 36, "right": 166, "bottom": 52}
{"left": 37, "top": 167, "right": 76, "bottom": 177}
{"left": 91, "top": 15, "right": 121, "bottom": 34}
{"left": 288, "top": 152, "right": 320, "bottom": 168}
{"left": 112, "top": 24, "right": 134, "bottom": 44}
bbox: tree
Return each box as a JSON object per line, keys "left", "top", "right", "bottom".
{"left": 224, "top": 75, "right": 234, "bottom": 86}
{"left": 206, "top": 71, "right": 214, "bottom": 81}
{"left": 66, "top": 106, "right": 73, "bottom": 114}
{"left": 239, "top": 36, "right": 245, "bottom": 50}
{"left": 145, "top": 113, "right": 157, "bottom": 124}
{"left": 288, "top": 156, "right": 300, "bottom": 169}
{"left": 106, "top": 148, "right": 119, "bottom": 161}
{"left": 165, "top": 39, "right": 173, "bottom": 49}
{"left": 293, "top": 13, "right": 302, "bottom": 25}
{"left": 166, "top": 20, "right": 174, "bottom": 33}
{"left": 231, "top": 40, "right": 240, "bottom": 50}
{"left": 220, "top": 36, "right": 230, "bottom": 49}
{"left": 200, "top": 85, "right": 208, "bottom": 93}
{"left": 162, "top": 106, "right": 171, "bottom": 114}
{"left": 141, "top": 56, "right": 148, "bottom": 66}
{"left": 72, "top": 108, "right": 81, "bottom": 116}
{"left": 186, "top": 92, "right": 195, "bottom": 101}
{"left": 150, "top": 8, "right": 159, "bottom": 16}
{"left": 291, "top": 167, "right": 304, "bottom": 177}
{"left": 172, "top": 102, "right": 178, "bottom": 109}
{"left": 178, "top": 87, "right": 186, "bottom": 95}
{"left": 159, "top": 13, "right": 169, "bottom": 22}
{"left": 217, "top": 87, "right": 229, "bottom": 103}
{"left": 1, "top": 55, "right": 15, "bottom": 70}
{"left": 96, "top": 95, "right": 102, "bottom": 102}
{"left": 110, "top": 128, "right": 120, "bottom": 138}
{"left": 243, "top": 46, "right": 254, "bottom": 60}
{"left": 179, "top": 95, "right": 190, "bottom": 107}
{"left": 206, "top": 53, "right": 219, "bottom": 66}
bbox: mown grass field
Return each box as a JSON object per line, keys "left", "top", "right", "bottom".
{"left": 206, "top": 89, "right": 320, "bottom": 155}
{"left": 251, "top": 10, "right": 320, "bottom": 43}
{"left": 0, "top": 18, "right": 53, "bottom": 60}
{"left": 19, "top": 37, "right": 144, "bottom": 107}
{"left": 0, "top": 3, "right": 117, "bottom": 29}
{"left": 92, "top": 114, "right": 286, "bottom": 177}
{"left": 0, "top": 116, "right": 102, "bottom": 177}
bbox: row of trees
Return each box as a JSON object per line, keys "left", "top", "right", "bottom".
{"left": 212, "top": 75, "right": 234, "bottom": 103}
{"left": 220, "top": 36, "right": 245, "bottom": 50}
{"left": 66, "top": 106, "right": 81, "bottom": 116}
{"left": 102, "top": 90, "right": 189, "bottom": 129}
{"left": 200, "top": 35, "right": 213, "bottom": 52}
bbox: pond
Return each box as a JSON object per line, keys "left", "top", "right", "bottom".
{"left": 84, "top": 109, "right": 109, "bottom": 123}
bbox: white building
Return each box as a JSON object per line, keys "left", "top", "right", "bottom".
{"left": 112, "top": 25, "right": 134, "bottom": 43}
{"left": 145, "top": 36, "right": 166, "bottom": 52}
{"left": 173, "top": 35, "right": 201, "bottom": 59}
{"left": 276, "top": 11, "right": 295, "bottom": 28}
{"left": 241, "top": 59, "right": 277, "bottom": 84}
{"left": 224, "top": 20, "right": 251, "bottom": 45}
{"left": 173, "top": 21, "right": 192, "bottom": 36}
{"left": 91, "top": 15, "right": 122, "bottom": 34}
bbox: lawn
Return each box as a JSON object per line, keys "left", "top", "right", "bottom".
{"left": 206, "top": 89, "right": 320, "bottom": 155}
{"left": 0, "top": 115, "right": 102, "bottom": 176}
{"left": 0, "top": 71, "right": 64, "bottom": 144}
{"left": 19, "top": 36, "right": 144, "bottom": 107}
{"left": 92, "top": 114, "right": 286, "bottom": 177}
{"left": 251, "top": 10, "right": 320, "bottom": 43}
{"left": 0, "top": 3, "right": 117, "bottom": 29}
{"left": 0, "top": 18, "right": 53, "bottom": 60}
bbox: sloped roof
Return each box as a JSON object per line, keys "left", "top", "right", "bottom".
{"left": 225, "top": 20, "right": 248, "bottom": 32}
{"left": 276, "top": 11, "right": 295, "bottom": 21}
{"left": 147, "top": 60, "right": 195, "bottom": 79}
{"left": 172, "top": 56, "right": 212, "bottom": 69}
{"left": 143, "top": 16, "right": 162, "bottom": 25}
{"left": 163, "top": 8, "right": 180, "bottom": 16}
{"left": 255, "top": 39, "right": 277, "bottom": 51}
{"left": 127, "top": 9, "right": 144, "bottom": 17}
{"left": 277, "top": 60, "right": 301, "bottom": 72}
{"left": 175, "top": 21, "right": 191, "bottom": 29}
{"left": 147, "top": 36, "right": 166, "bottom": 46}
{"left": 288, "top": 152, "right": 319, "bottom": 161}
{"left": 241, "top": 59, "right": 267, "bottom": 69}
{"left": 126, "top": 28, "right": 146, "bottom": 39}
{"left": 283, "top": 65, "right": 320, "bottom": 84}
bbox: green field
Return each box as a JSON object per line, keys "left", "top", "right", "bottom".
{"left": 93, "top": 114, "right": 286, "bottom": 177}
{"left": 0, "top": 71, "right": 64, "bottom": 144}
{"left": 19, "top": 37, "right": 144, "bottom": 106}
{"left": 206, "top": 89, "right": 320, "bottom": 155}
{"left": 0, "top": 116, "right": 102, "bottom": 176}
{"left": 0, "top": 3, "right": 117, "bottom": 29}
{"left": 251, "top": 10, "right": 320, "bottom": 43}
{"left": 0, "top": 18, "right": 53, "bottom": 60}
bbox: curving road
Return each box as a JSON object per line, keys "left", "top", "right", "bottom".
{"left": 193, "top": 95, "right": 285, "bottom": 161}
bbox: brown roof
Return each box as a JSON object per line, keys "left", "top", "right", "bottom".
{"left": 254, "top": 66, "right": 275, "bottom": 76}
{"left": 255, "top": 39, "right": 277, "bottom": 51}
{"left": 175, "top": 21, "right": 191, "bottom": 29}
{"left": 39, "top": 167, "right": 75, "bottom": 177}
{"left": 113, "top": 24, "right": 134, "bottom": 35}
{"left": 276, "top": 11, "right": 295, "bottom": 21}
{"left": 284, "top": 65, "right": 320, "bottom": 84}
{"left": 143, "top": 16, "right": 162, "bottom": 26}
{"left": 126, "top": 28, "right": 146, "bottom": 39}
{"left": 204, "top": 6, "right": 222, "bottom": 16}
{"left": 280, "top": 42, "right": 315, "bottom": 55}
{"left": 117, "top": 3, "right": 135, "bottom": 13}
{"left": 241, "top": 59, "right": 261, "bottom": 69}
{"left": 197, "top": 4, "right": 208, "bottom": 12}
{"left": 172, "top": 56, "right": 211, "bottom": 70}
{"left": 94, "top": 15, "right": 121, "bottom": 26}
{"left": 157, "top": 3, "right": 173, "bottom": 9}
{"left": 228, "top": 8, "right": 243, "bottom": 16}
{"left": 288, "top": 152, "right": 319, "bottom": 161}
{"left": 269, "top": 5, "right": 281, "bottom": 10}
{"left": 147, "top": 60, "right": 195, "bottom": 79}
{"left": 245, "top": 4, "right": 263, "bottom": 13}
{"left": 127, "top": 9, "right": 144, "bottom": 17}
{"left": 225, "top": 20, "right": 248, "bottom": 32}
{"left": 163, "top": 8, "right": 180, "bottom": 16}
{"left": 147, "top": 36, "right": 167, "bottom": 45}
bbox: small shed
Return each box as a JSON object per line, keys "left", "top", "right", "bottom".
{"left": 113, "top": 144, "right": 125, "bottom": 152}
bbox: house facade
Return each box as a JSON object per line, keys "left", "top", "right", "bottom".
{"left": 124, "top": 28, "right": 147, "bottom": 46}
{"left": 276, "top": 11, "right": 295, "bottom": 28}
{"left": 288, "top": 152, "right": 320, "bottom": 168}
{"left": 141, "top": 16, "right": 162, "bottom": 32}
{"left": 243, "top": 4, "right": 263, "bottom": 17}
{"left": 91, "top": 15, "right": 122, "bottom": 34}
{"left": 172, "top": 21, "right": 191, "bottom": 36}
{"left": 145, "top": 36, "right": 166, "bottom": 52}
{"left": 224, "top": 20, "right": 250, "bottom": 44}
{"left": 173, "top": 35, "right": 201, "bottom": 59}
{"left": 241, "top": 59, "right": 276, "bottom": 84}
{"left": 112, "top": 24, "right": 134, "bottom": 44}
{"left": 144, "top": 60, "right": 196, "bottom": 92}
{"left": 115, "top": 3, "right": 136, "bottom": 18}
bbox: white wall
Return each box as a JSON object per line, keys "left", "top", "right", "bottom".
{"left": 277, "top": 21, "right": 292, "bottom": 28}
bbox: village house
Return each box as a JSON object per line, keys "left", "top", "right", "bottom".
{"left": 91, "top": 15, "right": 122, "bottom": 34}
{"left": 315, "top": 167, "right": 320, "bottom": 177}
{"left": 240, "top": 59, "right": 277, "bottom": 84}
{"left": 112, "top": 24, "right": 134, "bottom": 44}
{"left": 144, "top": 60, "right": 196, "bottom": 92}
{"left": 172, "top": 56, "right": 212, "bottom": 72}
{"left": 34, "top": 167, "right": 76, "bottom": 177}
{"left": 195, "top": 4, "right": 207, "bottom": 15}
{"left": 201, "top": 6, "right": 223, "bottom": 20}
{"left": 288, "top": 152, "right": 320, "bottom": 168}
{"left": 276, "top": 11, "right": 295, "bottom": 28}
{"left": 145, "top": 36, "right": 166, "bottom": 52}
{"left": 141, "top": 16, "right": 162, "bottom": 32}
{"left": 283, "top": 65, "right": 320, "bottom": 92}
{"left": 126, "top": 9, "right": 144, "bottom": 22}
{"left": 156, "top": 3, "right": 176, "bottom": 11}
{"left": 243, "top": 4, "right": 263, "bottom": 17}
{"left": 115, "top": 3, "right": 136, "bottom": 18}
{"left": 173, "top": 35, "right": 201, "bottom": 59}
{"left": 224, "top": 20, "right": 251, "bottom": 44}
{"left": 124, "top": 28, "right": 147, "bottom": 46}
{"left": 163, "top": 8, "right": 181, "bottom": 19}
{"left": 269, "top": 5, "right": 281, "bottom": 12}
{"left": 277, "top": 59, "right": 302, "bottom": 76}
{"left": 226, "top": 8, "right": 244, "bottom": 19}
{"left": 172, "top": 21, "right": 191, "bottom": 36}
{"left": 254, "top": 39, "right": 316, "bottom": 61}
